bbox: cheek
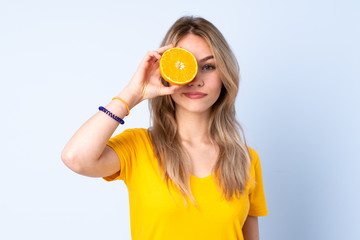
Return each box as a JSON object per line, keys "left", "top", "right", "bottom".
{"left": 209, "top": 77, "right": 223, "bottom": 93}
{"left": 210, "top": 80, "right": 223, "bottom": 102}
{"left": 170, "top": 88, "right": 182, "bottom": 103}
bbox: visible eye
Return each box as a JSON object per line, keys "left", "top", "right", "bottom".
{"left": 202, "top": 64, "right": 215, "bottom": 71}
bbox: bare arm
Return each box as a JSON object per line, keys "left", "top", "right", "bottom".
{"left": 242, "top": 215, "right": 259, "bottom": 240}
{"left": 61, "top": 90, "right": 138, "bottom": 177}
{"left": 61, "top": 45, "right": 179, "bottom": 178}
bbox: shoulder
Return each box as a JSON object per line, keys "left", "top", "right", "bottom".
{"left": 114, "top": 128, "right": 150, "bottom": 139}
{"left": 120, "top": 128, "right": 150, "bottom": 137}
{"left": 109, "top": 128, "right": 151, "bottom": 146}
{"left": 246, "top": 147, "right": 266, "bottom": 193}
{"left": 247, "top": 146, "right": 260, "bottom": 166}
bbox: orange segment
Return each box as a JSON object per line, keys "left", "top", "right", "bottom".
{"left": 159, "top": 47, "right": 198, "bottom": 85}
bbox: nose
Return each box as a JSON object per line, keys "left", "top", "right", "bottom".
{"left": 187, "top": 75, "right": 204, "bottom": 87}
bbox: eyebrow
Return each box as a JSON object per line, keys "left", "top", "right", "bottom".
{"left": 199, "top": 55, "right": 214, "bottom": 63}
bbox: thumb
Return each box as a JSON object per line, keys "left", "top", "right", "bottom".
{"left": 159, "top": 84, "right": 181, "bottom": 96}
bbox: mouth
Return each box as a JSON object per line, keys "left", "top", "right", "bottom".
{"left": 183, "top": 92, "right": 207, "bottom": 99}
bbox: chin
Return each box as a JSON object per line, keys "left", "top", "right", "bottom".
{"left": 178, "top": 105, "right": 212, "bottom": 114}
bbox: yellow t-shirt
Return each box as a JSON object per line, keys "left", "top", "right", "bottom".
{"left": 104, "top": 128, "right": 268, "bottom": 240}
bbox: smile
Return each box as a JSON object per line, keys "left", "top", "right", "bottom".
{"left": 183, "top": 92, "right": 207, "bottom": 99}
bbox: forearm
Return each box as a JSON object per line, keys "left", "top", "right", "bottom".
{"left": 61, "top": 45, "right": 176, "bottom": 175}
{"left": 61, "top": 88, "right": 141, "bottom": 170}
{"left": 242, "top": 216, "right": 259, "bottom": 240}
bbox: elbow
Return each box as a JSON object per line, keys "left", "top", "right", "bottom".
{"left": 61, "top": 148, "right": 85, "bottom": 174}
{"left": 61, "top": 147, "right": 102, "bottom": 177}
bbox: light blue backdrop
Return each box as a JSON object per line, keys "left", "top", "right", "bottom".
{"left": 1, "top": 0, "right": 359, "bottom": 239}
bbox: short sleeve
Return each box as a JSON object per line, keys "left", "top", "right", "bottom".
{"left": 248, "top": 149, "right": 269, "bottom": 216}
{"left": 102, "top": 129, "right": 137, "bottom": 184}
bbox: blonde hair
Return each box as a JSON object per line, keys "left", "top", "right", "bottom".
{"left": 149, "top": 16, "right": 252, "bottom": 206}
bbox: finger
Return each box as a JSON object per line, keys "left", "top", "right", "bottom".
{"left": 142, "top": 51, "right": 162, "bottom": 65}
{"left": 157, "top": 44, "right": 174, "bottom": 55}
{"left": 143, "top": 45, "right": 174, "bottom": 65}
{"left": 160, "top": 83, "right": 181, "bottom": 96}
{"left": 149, "top": 50, "right": 162, "bottom": 60}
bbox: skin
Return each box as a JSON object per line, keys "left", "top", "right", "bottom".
{"left": 243, "top": 215, "right": 260, "bottom": 240}
{"left": 61, "top": 33, "right": 259, "bottom": 240}
{"left": 171, "top": 34, "right": 222, "bottom": 178}
{"left": 173, "top": 34, "right": 259, "bottom": 240}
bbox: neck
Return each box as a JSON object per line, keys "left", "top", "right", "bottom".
{"left": 175, "top": 108, "right": 212, "bottom": 144}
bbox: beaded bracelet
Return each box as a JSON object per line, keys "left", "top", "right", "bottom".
{"left": 98, "top": 106, "right": 125, "bottom": 124}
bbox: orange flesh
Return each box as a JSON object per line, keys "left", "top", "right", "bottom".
{"left": 160, "top": 47, "right": 198, "bottom": 85}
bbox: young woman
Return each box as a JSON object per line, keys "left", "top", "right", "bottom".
{"left": 62, "top": 16, "right": 268, "bottom": 240}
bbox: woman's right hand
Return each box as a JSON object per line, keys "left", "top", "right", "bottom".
{"left": 120, "top": 44, "right": 181, "bottom": 108}
{"left": 62, "top": 45, "right": 181, "bottom": 178}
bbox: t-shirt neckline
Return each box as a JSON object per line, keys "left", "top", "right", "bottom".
{"left": 190, "top": 173, "right": 213, "bottom": 180}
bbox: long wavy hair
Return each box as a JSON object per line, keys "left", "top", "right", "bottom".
{"left": 149, "top": 16, "right": 252, "bottom": 207}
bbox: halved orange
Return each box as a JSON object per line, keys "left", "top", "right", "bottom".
{"left": 159, "top": 47, "right": 198, "bottom": 85}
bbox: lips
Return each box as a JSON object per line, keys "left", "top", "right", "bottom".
{"left": 183, "top": 92, "right": 207, "bottom": 99}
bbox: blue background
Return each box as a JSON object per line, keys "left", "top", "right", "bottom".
{"left": 1, "top": 0, "right": 359, "bottom": 239}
